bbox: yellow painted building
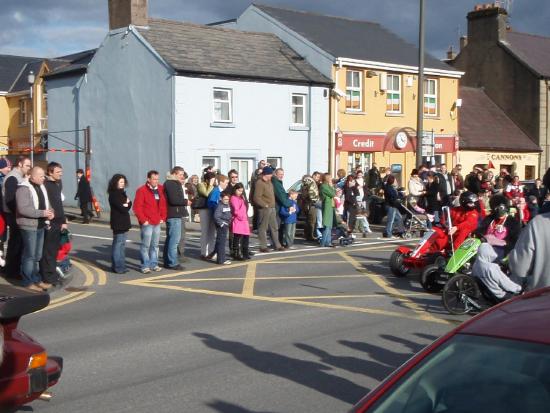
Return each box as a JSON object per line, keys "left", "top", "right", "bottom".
{"left": 331, "top": 62, "right": 463, "bottom": 187}
{"left": 0, "top": 57, "right": 52, "bottom": 158}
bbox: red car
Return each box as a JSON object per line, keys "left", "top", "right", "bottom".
{"left": 0, "top": 285, "right": 63, "bottom": 409}
{"left": 351, "top": 287, "right": 550, "bottom": 413}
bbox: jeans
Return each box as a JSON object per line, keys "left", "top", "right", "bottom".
{"left": 315, "top": 207, "right": 323, "bottom": 238}
{"left": 320, "top": 225, "right": 332, "bottom": 247}
{"left": 163, "top": 217, "right": 182, "bottom": 268}
{"left": 140, "top": 224, "right": 161, "bottom": 270}
{"left": 112, "top": 232, "right": 128, "bottom": 272}
{"left": 20, "top": 228, "right": 45, "bottom": 287}
{"left": 215, "top": 224, "right": 229, "bottom": 264}
{"left": 283, "top": 223, "right": 296, "bottom": 247}
{"left": 385, "top": 206, "right": 403, "bottom": 236}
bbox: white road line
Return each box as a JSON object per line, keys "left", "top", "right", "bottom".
{"left": 72, "top": 233, "right": 134, "bottom": 243}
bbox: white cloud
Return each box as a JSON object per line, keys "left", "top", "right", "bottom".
{"left": 13, "top": 11, "right": 24, "bottom": 23}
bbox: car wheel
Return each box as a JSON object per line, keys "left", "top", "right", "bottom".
{"left": 389, "top": 251, "right": 409, "bottom": 277}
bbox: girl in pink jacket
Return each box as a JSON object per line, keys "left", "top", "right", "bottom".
{"left": 230, "top": 183, "right": 251, "bottom": 260}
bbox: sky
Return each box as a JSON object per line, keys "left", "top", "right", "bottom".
{"left": 1, "top": 0, "right": 549, "bottom": 60}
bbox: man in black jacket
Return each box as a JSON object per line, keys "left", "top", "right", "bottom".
{"left": 75, "top": 169, "right": 93, "bottom": 223}
{"left": 40, "top": 162, "right": 67, "bottom": 285}
{"left": 163, "top": 166, "right": 187, "bottom": 270}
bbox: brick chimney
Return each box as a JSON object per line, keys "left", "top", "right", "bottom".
{"left": 467, "top": 3, "right": 508, "bottom": 44}
{"left": 108, "top": 0, "right": 148, "bottom": 31}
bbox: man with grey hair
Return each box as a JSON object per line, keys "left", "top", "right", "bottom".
{"left": 16, "top": 166, "right": 54, "bottom": 292}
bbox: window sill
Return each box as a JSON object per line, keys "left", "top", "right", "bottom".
{"left": 345, "top": 110, "right": 366, "bottom": 115}
{"left": 385, "top": 112, "right": 404, "bottom": 117}
{"left": 210, "top": 122, "right": 236, "bottom": 128}
{"left": 424, "top": 115, "right": 440, "bottom": 120}
{"left": 289, "top": 125, "right": 310, "bottom": 131}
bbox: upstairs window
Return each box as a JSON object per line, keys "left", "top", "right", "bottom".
{"left": 213, "top": 88, "right": 232, "bottom": 123}
{"left": 386, "top": 74, "right": 401, "bottom": 113}
{"left": 19, "top": 99, "right": 27, "bottom": 126}
{"left": 424, "top": 79, "right": 438, "bottom": 116}
{"left": 291, "top": 94, "right": 306, "bottom": 126}
{"left": 346, "top": 70, "right": 362, "bottom": 111}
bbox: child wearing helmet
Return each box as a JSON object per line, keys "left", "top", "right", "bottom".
{"left": 477, "top": 194, "right": 521, "bottom": 260}
{"left": 447, "top": 191, "right": 481, "bottom": 250}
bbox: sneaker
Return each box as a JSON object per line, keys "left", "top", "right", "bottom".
{"left": 221, "top": 260, "right": 232, "bottom": 265}
{"left": 165, "top": 264, "right": 184, "bottom": 270}
{"left": 141, "top": 268, "right": 151, "bottom": 274}
{"left": 152, "top": 266, "right": 162, "bottom": 272}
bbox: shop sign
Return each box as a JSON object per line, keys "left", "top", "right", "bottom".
{"left": 434, "top": 137, "right": 456, "bottom": 153}
{"left": 487, "top": 154, "right": 525, "bottom": 161}
{"left": 337, "top": 134, "right": 385, "bottom": 152}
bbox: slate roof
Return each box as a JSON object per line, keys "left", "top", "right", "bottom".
{"left": 136, "top": 19, "right": 332, "bottom": 85}
{"left": 253, "top": 4, "right": 459, "bottom": 73}
{"left": 0, "top": 55, "right": 42, "bottom": 92}
{"left": 44, "top": 49, "right": 96, "bottom": 79}
{"left": 459, "top": 86, "right": 540, "bottom": 152}
{"left": 501, "top": 31, "right": 550, "bottom": 78}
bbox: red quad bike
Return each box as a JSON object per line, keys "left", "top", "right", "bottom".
{"left": 0, "top": 285, "right": 63, "bottom": 410}
{"left": 389, "top": 226, "right": 451, "bottom": 277}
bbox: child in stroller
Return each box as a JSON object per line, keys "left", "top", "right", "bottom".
{"left": 332, "top": 214, "right": 355, "bottom": 246}
{"left": 56, "top": 228, "right": 72, "bottom": 280}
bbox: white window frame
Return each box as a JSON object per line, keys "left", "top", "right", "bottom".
{"left": 386, "top": 74, "right": 401, "bottom": 114}
{"left": 202, "top": 156, "right": 221, "bottom": 173}
{"left": 423, "top": 78, "right": 438, "bottom": 117}
{"left": 212, "top": 88, "right": 232, "bottom": 123}
{"left": 19, "top": 99, "right": 27, "bottom": 126}
{"left": 346, "top": 70, "right": 362, "bottom": 111}
{"left": 291, "top": 93, "right": 307, "bottom": 126}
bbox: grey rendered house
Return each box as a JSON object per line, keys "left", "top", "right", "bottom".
{"left": 45, "top": 0, "right": 331, "bottom": 211}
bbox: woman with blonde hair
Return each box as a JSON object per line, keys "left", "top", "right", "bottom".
{"left": 196, "top": 171, "right": 216, "bottom": 259}
{"left": 319, "top": 173, "right": 336, "bottom": 247}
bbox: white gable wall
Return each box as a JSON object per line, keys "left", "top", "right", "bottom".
{"left": 174, "top": 75, "right": 329, "bottom": 186}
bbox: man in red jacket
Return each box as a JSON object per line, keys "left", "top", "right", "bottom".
{"left": 133, "top": 170, "right": 167, "bottom": 274}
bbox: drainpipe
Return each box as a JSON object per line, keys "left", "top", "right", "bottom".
{"left": 307, "top": 83, "right": 312, "bottom": 174}
{"left": 171, "top": 73, "right": 176, "bottom": 168}
{"left": 546, "top": 79, "right": 549, "bottom": 174}
{"left": 332, "top": 59, "right": 342, "bottom": 176}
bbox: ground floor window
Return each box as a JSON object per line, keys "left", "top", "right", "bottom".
{"left": 230, "top": 158, "right": 254, "bottom": 189}
{"left": 267, "top": 157, "right": 282, "bottom": 169}
{"left": 525, "top": 165, "right": 535, "bottom": 180}
{"left": 347, "top": 152, "right": 371, "bottom": 173}
{"left": 202, "top": 156, "right": 221, "bottom": 172}
{"left": 391, "top": 164, "right": 403, "bottom": 187}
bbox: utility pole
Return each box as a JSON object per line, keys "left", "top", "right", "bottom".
{"left": 27, "top": 70, "right": 35, "bottom": 165}
{"left": 416, "top": 0, "right": 426, "bottom": 168}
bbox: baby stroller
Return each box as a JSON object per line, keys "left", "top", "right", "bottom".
{"left": 397, "top": 196, "right": 429, "bottom": 239}
{"left": 56, "top": 229, "right": 73, "bottom": 281}
{"left": 332, "top": 215, "right": 355, "bottom": 246}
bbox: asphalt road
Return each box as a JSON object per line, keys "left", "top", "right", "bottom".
{"left": 18, "top": 220, "right": 467, "bottom": 412}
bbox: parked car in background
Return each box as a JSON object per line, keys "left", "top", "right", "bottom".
{"left": 0, "top": 285, "right": 63, "bottom": 409}
{"left": 351, "top": 287, "right": 550, "bottom": 413}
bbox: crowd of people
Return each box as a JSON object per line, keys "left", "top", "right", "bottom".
{"left": 1, "top": 154, "right": 549, "bottom": 294}
{"left": 0, "top": 156, "right": 68, "bottom": 292}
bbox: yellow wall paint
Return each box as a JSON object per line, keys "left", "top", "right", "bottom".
{"left": 334, "top": 67, "right": 458, "bottom": 134}
{"left": 0, "top": 97, "right": 9, "bottom": 155}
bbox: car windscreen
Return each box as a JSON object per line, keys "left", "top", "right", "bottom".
{"left": 365, "top": 334, "right": 550, "bottom": 413}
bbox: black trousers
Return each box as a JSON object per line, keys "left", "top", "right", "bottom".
{"left": 215, "top": 224, "right": 229, "bottom": 264}
{"left": 4, "top": 213, "right": 22, "bottom": 278}
{"left": 80, "top": 201, "right": 93, "bottom": 221}
{"left": 40, "top": 226, "right": 61, "bottom": 284}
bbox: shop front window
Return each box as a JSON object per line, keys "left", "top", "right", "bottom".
{"left": 525, "top": 165, "right": 535, "bottom": 180}
{"left": 347, "top": 152, "right": 371, "bottom": 174}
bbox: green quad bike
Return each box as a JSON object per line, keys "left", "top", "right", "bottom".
{"left": 420, "top": 237, "right": 482, "bottom": 293}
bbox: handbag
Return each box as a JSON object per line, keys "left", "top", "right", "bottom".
{"left": 191, "top": 196, "right": 206, "bottom": 209}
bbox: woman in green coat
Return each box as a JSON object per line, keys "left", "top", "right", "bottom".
{"left": 319, "top": 173, "right": 336, "bottom": 247}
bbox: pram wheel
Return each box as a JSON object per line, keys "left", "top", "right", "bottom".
{"left": 389, "top": 251, "right": 409, "bottom": 277}
{"left": 442, "top": 274, "right": 481, "bottom": 315}
{"left": 420, "top": 264, "right": 445, "bottom": 293}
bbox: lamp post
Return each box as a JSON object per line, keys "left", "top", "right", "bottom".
{"left": 27, "top": 70, "right": 35, "bottom": 165}
{"left": 415, "top": 0, "right": 426, "bottom": 168}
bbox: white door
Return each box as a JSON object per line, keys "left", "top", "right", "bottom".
{"left": 230, "top": 158, "right": 254, "bottom": 190}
